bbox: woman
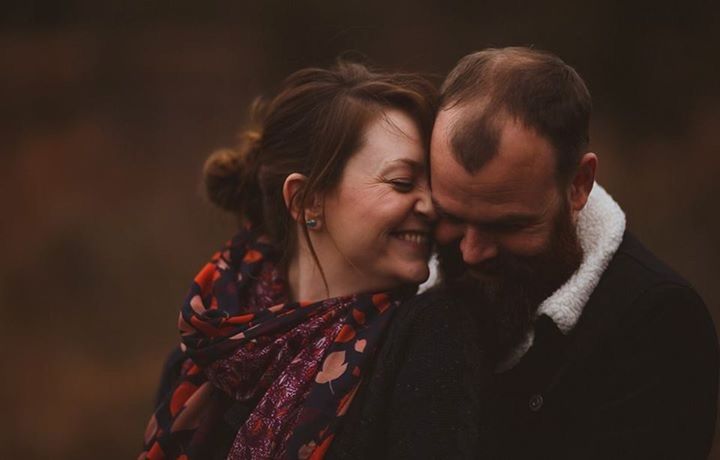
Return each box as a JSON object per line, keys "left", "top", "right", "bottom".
{"left": 140, "top": 61, "right": 438, "bottom": 459}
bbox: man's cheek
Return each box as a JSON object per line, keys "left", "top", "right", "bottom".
{"left": 501, "top": 232, "right": 552, "bottom": 257}
{"left": 435, "top": 220, "right": 464, "bottom": 244}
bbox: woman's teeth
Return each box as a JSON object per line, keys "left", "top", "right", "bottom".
{"left": 394, "top": 232, "right": 429, "bottom": 244}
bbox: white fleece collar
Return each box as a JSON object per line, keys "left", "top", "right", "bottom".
{"left": 496, "top": 183, "right": 626, "bottom": 372}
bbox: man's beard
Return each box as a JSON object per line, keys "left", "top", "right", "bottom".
{"left": 437, "top": 200, "right": 583, "bottom": 361}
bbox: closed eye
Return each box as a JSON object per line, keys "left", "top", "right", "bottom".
{"left": 484, "top": 222, "right": 525, "bottom": 233}
{"left": 389, "top": 179, "right": 414, "bottom": 192}
{"left": 481, "top": 217, "right": 538, "bottom": 233}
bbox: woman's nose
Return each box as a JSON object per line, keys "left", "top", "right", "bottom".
{"left": 415, "top": 186, "right": 437, "bottom": 221}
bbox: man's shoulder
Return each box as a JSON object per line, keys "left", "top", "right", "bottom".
{"left": 588, "top": 231, "right": 702, "bottom": 313}
{"left": 605, "top": 231, "right": 690, "bottom": 290}
{"left": 536, "top": 232, "right": 718, "bottom": 460}
{"left": 577, "top": 231, "right": 715, "bottom": 354}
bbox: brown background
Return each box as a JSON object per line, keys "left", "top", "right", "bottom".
{"left": 2, "top": 1, "right": 719, "bottom": 458}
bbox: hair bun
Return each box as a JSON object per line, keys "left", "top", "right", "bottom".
{"left": 203, "top": 148, "right": 245, "bottom": 212}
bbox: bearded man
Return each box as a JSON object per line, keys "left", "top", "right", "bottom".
{"left": 325, "top": 48, "right": 718, "bottom": 459}
{"left": 422, "top": 47, "right": 718, "bottom": 459}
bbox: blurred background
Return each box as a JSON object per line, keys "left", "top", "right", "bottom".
{"left": 2, "top": 1, "right": 719, "bottom": 458}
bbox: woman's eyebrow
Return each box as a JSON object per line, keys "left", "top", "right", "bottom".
{"left": 384, "top": 158, "right": 425, "bottom": 173}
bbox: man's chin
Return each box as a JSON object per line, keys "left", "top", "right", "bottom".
{"left": 448, "top": 275, "right": 534, "bottom": 359}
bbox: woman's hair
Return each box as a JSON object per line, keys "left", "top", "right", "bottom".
{"left": 203, "top": 60, "right": 438, "bottom": 269}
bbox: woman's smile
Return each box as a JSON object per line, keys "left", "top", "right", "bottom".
{"left": 390, "top": 229, "right": 431, "bottom": 250}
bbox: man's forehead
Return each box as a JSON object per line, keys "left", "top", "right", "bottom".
{"left": 431, "top": 170, "right": 548, "bottom": 218}
{"left": 430, "top": 109, "right": 558, "bottom": 215}
{"left": 433, "top": 106, "right": 554, "bottom": 162}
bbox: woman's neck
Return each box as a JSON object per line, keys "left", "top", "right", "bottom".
{"left": 286, "top": 251, "right": 329, "bottom": 303}
{"left": 286, "top": 246, "right": 388, "bottom": 303}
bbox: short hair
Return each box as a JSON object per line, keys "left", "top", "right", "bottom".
{"left": 440, "top": 47, "right": 592, "bottom": 180}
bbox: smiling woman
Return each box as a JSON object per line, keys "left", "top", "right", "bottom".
{"left": 139, "top": 61, "right": 438, "bottom": 460}
{"left": 319, "top": 109, "right": 435, "bottom": 294}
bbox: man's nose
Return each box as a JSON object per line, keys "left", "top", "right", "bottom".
{"left": 459, "top": 227, "right": 497, "bottom": 265}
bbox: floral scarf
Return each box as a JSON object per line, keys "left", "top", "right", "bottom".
{"left": 140, "top": 225, "right": 403, "bottom": 459}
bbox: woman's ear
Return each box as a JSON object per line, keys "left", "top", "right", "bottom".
{"left": 283, "top": 173, "right": 324, "bottom": 229}
{"left": 282, "top": 173, "right": 307, "bottom": 221}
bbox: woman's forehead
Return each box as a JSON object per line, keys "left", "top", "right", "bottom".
{"left": 348, "top": 111, "right": 425, "bottom": 172}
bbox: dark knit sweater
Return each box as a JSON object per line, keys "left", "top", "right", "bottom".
{"left": 327, "top": 289, "right": 492, "bottom": 459}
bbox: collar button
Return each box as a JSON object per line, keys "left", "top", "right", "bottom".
{"left": 529, "top": 393, "right": 544, "bottom": 412}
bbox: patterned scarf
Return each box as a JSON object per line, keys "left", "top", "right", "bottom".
{"left": 140, "top": 225, "right": 403, "bottom": 459}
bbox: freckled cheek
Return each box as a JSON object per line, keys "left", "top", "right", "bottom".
{"left": 370, "top": 197, "right": 416, "bottom": 228}
{"left": 334, "top": 189, "right": 376, "bottom": 221}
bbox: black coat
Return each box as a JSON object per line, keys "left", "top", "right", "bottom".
{"left": 153, "top": 233, "right": 718, "bottom": 459}
{"left": 329, "top": 232, "right": 719, "bottom": 459}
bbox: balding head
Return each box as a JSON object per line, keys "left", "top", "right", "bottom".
{"left": 439, "top": 47, "right": 592, "bottom": 182}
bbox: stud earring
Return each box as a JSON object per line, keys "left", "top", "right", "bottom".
{"left": 306, "top": 218, "right": 318, "bottom": 229}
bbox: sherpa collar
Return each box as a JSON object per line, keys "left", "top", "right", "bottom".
{"left": 497, "top": 183, "right": 626, "bottom": 371}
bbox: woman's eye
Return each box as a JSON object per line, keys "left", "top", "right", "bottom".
{"left": 390, "top": 180, "right": 414, "bottom": 192}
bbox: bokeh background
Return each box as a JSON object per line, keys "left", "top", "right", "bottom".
{"left": 2, "top": 1, "right": 719, "bottom": 458}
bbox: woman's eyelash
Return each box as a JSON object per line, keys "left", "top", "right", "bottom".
{"left": 389, "top": 179, "right": 414, "bottom": 191}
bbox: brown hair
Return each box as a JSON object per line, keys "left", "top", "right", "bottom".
{"left": 440, "top": 47, "right": 592, "bottom": 181}
{"left": 204, "top": 60, "right": 437, "bottom": 273}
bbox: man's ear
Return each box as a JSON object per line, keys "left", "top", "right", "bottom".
{"left": 568, "top": 152, "right": 597, "bottom": 214}
{"left": 282, "top": 173, "right": 308, "bottom": 222}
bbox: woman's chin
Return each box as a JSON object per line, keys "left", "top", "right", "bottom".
{"left": 352, "top": 262, "right": 430, "bottom": 293}
{"left": 395, "top": 264, "right": 430, "bottom": 285}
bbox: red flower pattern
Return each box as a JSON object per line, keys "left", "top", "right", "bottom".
{"left": 140, "top": 227, "right": 403, "bottom": 459}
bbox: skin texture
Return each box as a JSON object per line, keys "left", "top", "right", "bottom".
{"left": 284, "top": 109, "right": 435, "bottom": 302}
{"left": 431, "top": 107, "right": 596, "bottom": 276}
{"left": 430, "top": 106, "right": 597, "bottom": 353}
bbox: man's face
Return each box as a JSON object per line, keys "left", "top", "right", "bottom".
{"left": 430, "top": 108, "right": 583, "bottom": 352}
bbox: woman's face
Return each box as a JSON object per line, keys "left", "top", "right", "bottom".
{"left": 320, "top": 109, "right": 435, "bottom": 292}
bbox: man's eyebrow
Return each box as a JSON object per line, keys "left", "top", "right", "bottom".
{"left": 432, "top": 198, "right": 539, "bottom": 225}
{"left": 488, "top": 213, "right": 538, "bottom": 225}
{"left": 478, "top": 213, "right": 539, "bottom": 226}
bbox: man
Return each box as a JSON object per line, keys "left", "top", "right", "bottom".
{"left": 427, "top": 47, "right": 719, "bottom": 458}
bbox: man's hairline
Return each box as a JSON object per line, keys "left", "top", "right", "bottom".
{"left": 435, "top": 102, "right": 580, "bottom": 188}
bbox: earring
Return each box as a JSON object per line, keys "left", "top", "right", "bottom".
{"left": 306, "top": 218, "right": 318, "bottom": 229}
